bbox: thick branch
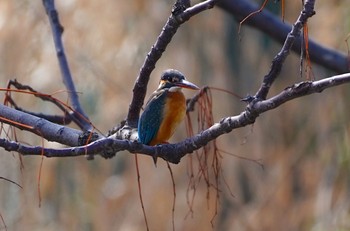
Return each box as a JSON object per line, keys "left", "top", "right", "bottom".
{"left": 3, "top": 73, "right": 349, "bottom": 163}
{"left": 43, "top": 0, "right": 92, "bottom": 131}
{"left": 126, "top": 0, "right": 218, "bottom": 128}
{"left": 218, "top": 0, "right": 349, "bottom": 74}
{"left": 0, "top": 104, "right": 82, "bottom": 147}
{"left": 2, "top": 0, "right": 349, "bottom": 166}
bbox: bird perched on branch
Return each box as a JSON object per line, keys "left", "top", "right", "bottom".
{"left": 138, "top": 69, "right": 200, "bottom": 164}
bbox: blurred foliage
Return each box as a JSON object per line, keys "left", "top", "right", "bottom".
{"left": 0, "top": 0, "right": 350, "bottom": 230}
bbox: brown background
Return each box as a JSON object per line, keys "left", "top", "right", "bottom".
{"left": 0, "top": 0, "right": 349, "bottom": 230}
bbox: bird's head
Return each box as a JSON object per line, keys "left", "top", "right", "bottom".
{"left": 158, "top": 69, "right": 200, "bottom": 92}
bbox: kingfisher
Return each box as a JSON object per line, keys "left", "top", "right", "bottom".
{"left": 138, "top": 69, "right": 200, "bottom": 163}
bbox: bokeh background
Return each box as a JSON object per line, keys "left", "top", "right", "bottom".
{"left": 0, "top": 0, "right": 350, "bottom": 230}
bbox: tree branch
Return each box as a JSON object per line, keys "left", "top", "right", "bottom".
{"left": 6, "top": 80, "right": 73, "bottom": 125}
{"left": 253, "top": 0, "right": 315, "bottom": 100}
{"left": 218, "top": 0, "right": 349, "bottom": 74}
{"left": 1, "top": 0, "right": 349, "bottom": 166}
{"left": 42, "top": 0, "right": 92, "bottom": 131}
{"left": 2, "top": 73, "right": 349, "bottom": 163}
{"left": 0, "top": 104, "right": 82, "bottom": 147}
{"left": 126, "top": 0, "right": 218, "bottom": 128}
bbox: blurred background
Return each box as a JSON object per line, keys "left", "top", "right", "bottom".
{"left": 0, "top": 0, "right": 350, "bottom": 230}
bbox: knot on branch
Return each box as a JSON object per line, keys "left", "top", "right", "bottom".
{"left": 303, "top": 0, "right": 316, "bottom": 18}
{"left": 245, "top": 102, "right": 260, "bottom": 123}
{"left": 78, "top": 131, "right": 100, "bottom": 146}
{"left": 289, "top": 81, "right": 314, "bottom": 95}
{"left": 171, "top": 0, "right": 192, "bottom": 23}
{"left": 78, "top": 131, "right": 100, "bottom": 160}
{"left": 172, "top": 0, "right": 191, "bottom": 16}
{"left": 159, "top": 144, "right": 182, "bottom": 164}
{"left": 241, "top": 94, "right": 255, "bottom": 103}
{"left": 109, "top": 124, "right": 138, "bottom": 142}
{"left": 100, "top": 150, "right": 116, "bottom": 159}
{"left": 302, "top": 9, "right": 316, "bottom": 18}
{"left": 156, "top": 138, "right": 197, "bottom": 164}
{"left": 103, "top": 124, "right": 138, "bottom": 159}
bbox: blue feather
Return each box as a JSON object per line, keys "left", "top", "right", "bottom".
{"left": 138, "top": 90, "right": 167, "bottom": 145}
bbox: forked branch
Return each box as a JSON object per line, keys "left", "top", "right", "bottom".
{"left": 218, "top": 0, "right": 349, "bottom": 73}
{"left": 1, "top": 0, "right": 350, "bottom": 164}
{"left": 126, "top": 0, "right": 218, "bottom": 127}
{"left": 2, "top": 73, "right": 350, "bottom": 163}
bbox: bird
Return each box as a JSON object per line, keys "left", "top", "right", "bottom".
{"left": 138, "top": 69, "right": 200, "bottom": 164}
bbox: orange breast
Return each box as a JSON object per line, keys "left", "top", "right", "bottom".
{"left": 149, "top": 91, "right": 186, "bottom": 145}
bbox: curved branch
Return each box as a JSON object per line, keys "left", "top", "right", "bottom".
{"left": 43, "top": 0, "right": 92, "bottom": 131}
{"left": 218, "top": 0, "right": 349, "bottom": 74}
{"left": 126, "top": 0, "right": 218, "bottom": 127}
{"left": 3, "top": 72, "right": 349, "bottom": 163}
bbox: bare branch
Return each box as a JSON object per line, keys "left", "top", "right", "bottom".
{"left": 218, "top": 0, "right": 349, "bottom": 74}
{"left": 141, "top": 72, "right": 350, "bottom": 163}
{"left": 253, "top": 73, "right": 350, "bottom": 112}
{"left": 3, "top": 72, "right": 349, "bottom": 163}
{"left": 0, "top": 104, "right": 82, "bottom": 147}
{"left": 0, "top": 176, "right": 22, "bottom": 189}
{"left": 254, "top": 0, "right": 316, "bottom": 100}
{"left": 42, "top": 0, "right": 92, "bottom": 131}
{"left": 6, "top": 80, "right": 73, "bottom": 125}
{"left": 126, "top": 0, "right": 218, "bottom": 127}
{"left": 1, "top": 0, "right": 349, "bottom": 166}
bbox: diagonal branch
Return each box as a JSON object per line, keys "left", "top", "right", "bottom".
{"left": 126, "top": 0, "right": 218, "bottom": 128}
{"left": 253, "top": 0, "right": 316, "bottom": 100}
{"left": 42, "top": 0, "right": 92, "bottom": 131}
{"left": 218, "top": 0, "right": 349, "bottom": 74}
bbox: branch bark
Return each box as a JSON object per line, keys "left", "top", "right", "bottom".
{"left": 126, "top": 0, "right": 218, "bottom": 128}
{"left": 254, "top": 0, "right": 316, "bottom": 100}
{"left": 218, "top": 0, "right": 349, "bottom": 74}
{"left": 2, "top": 73, "right": 350, "bottom": 163}
{"left": 43, "top": 0, "right": 92, "bottom": 131}
{"left": 1, "top": 0, "right": 349, "bottom": 165}
{"left": 0, "top": 104, "right": 82, "bottom": 147}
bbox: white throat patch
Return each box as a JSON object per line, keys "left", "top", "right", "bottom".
{"left": 169, "top": 86, "right": 182, "bottom": 92}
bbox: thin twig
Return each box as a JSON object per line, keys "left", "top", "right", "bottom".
{"left": 6, "top": 81, "right": 73, "bottom": 125}
{"left": 0, "top": 176, "right": 23, "bottom": 189}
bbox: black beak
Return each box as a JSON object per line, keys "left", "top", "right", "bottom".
{"left": 175, "top": 79, "right": 200, "bottom": 90}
